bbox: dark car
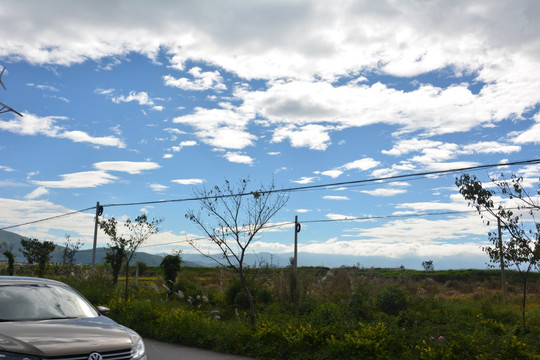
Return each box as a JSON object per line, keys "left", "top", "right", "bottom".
{"left": 0, "top": 276, "right": 146, "bottom": 360}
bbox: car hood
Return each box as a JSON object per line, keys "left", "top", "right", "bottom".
{"left": 0, "top": 316, "right": 133, "bottom": 357}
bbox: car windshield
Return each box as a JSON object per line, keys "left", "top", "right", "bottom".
{"left": 0, "top": 283, "right": 99, "bottom": 321}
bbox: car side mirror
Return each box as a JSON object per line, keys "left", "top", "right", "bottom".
{"left": 96, "top": 306, "right": 110, "bottom": 315}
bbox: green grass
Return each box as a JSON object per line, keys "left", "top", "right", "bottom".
{"left": 7, "top": 264, "right": 540, "bottom": 359}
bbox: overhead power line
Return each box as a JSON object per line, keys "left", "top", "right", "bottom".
{"left": 0, "top": 207, "right": 96, "bottom": 231}
{"left": 101, "top": 158, "right": 540, "bottom": 208}
{"left": 1, "top": 158, "right": 539, "bottom": 231}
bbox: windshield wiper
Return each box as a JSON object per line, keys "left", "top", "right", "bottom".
{"left": 37, "top": 316, "right": 80, "bottom": 321}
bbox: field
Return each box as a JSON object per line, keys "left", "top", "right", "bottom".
{"left": 3, "top": 264, "right": 540, "bottom": 359}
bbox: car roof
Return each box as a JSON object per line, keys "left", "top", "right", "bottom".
{"left": 0, "top": 276, "right": 66, "bottom": 286}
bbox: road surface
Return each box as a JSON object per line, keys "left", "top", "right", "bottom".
{"left": 144, "top": 338, "right": 257, "bottom": 360}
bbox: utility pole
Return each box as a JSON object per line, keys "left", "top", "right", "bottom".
{"left": 91, "top": 202, "right": 103, "bottom": 270}
{"left": 498, "top": 217, "right": 508, "bottom": 303}
{"left": 291, "top": 215, "right": 301, "bottom": 303}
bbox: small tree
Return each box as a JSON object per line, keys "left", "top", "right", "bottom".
{"left": 20, "top": 238, "right": 56, "bottom": 277}
{"left": 422, "top": 260, "right": 434, "bottom": 271}
{"left": 456, "top": 173, "right": 540, "bottom": 328}
{"left": 122, "top": 214, "right": 162, "bottom": 301}
{"left": 100, "top": 214, "right": 162, "bottom": 301}
{"left": 160, "top": 253, "right": 182, "bottom": 292}
{"left": 100, "top": 217, "right": 126, "bottom": 285}
{"left": 1, "top": 242, "right": 15, "bottom": 276}
{"left": 61, "top": 234, "right": 82, "bottom": 274}
{"left": 185, "top": 178, "right": 288, "bottom": 328}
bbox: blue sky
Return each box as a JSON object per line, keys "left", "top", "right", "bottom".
{"left": 1, "top": 0, "right": 539, "bottom": 269}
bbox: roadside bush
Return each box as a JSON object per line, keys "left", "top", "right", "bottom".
{"left": 326, "top": 322, "right": 389, "bottom": 360}
{"left": 63, "top": 270, "right": 116, "bottom": 306}
{"left": 376, "top": 285, "right": 408, "bottom": 315}
{"left": 172, "top": 279, "right": 203, "bottom": 299}
{"left": 225, "top": 279, "right": 273, "bottom": 309}
{"left": 310, "top": 302, "right": 347, "bottom": 328}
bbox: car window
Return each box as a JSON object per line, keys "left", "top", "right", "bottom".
{"left": 0, "top": 283, "right": 99, "bottom": 321}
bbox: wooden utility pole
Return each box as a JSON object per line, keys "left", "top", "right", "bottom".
{"left": 91, "top": 201, "right": 101, "bottom": 270}
{"left": 497, "top": 217, "right": 508, "bottom": 303}
{"left": 291, "top": 216, "right": 301, "bottom": 303}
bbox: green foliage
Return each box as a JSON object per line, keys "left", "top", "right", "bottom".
{"left": 160, "top": 254, "right": 182, "bottom": 289}
{"left": 104, "top": 245, "right": 125, "bottom": 284}
{"left": 376, "top": 285, "right": 408, "bottom": 315}
{"left": 19, "top": 237, "right": 56, "bottom": 277}
{"left": 63, "top": 268, "right": 116, "bottom": 306}
{"left": 0, "top": 242, "right": 15, "bottom": 276}
{"left": 62, "top": 266, "right": 540, "bottom": 360}
{"left": 172, "top": 279, "right": 204, "bottom": 300}
{"left": 225, "top": 279, "right": 273, "bottom": 310}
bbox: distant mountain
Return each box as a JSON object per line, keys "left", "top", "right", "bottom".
{"left": 2, "top": 228, "right": 489, "bottom": 270}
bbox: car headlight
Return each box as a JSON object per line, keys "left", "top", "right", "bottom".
{"left": 128, "top": 330, "right": 146, "bottom": 360}
{"left": 0, "top": 352, "right": 40, "bottom": 360}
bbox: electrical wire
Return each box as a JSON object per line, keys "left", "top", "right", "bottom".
{"left": 0, "top": 207, "right": 96, "bottom": 230}
{"left": 2, "top": 158, "right": 539, "bottom": 231}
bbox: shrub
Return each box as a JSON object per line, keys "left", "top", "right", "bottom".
{"left": 376, "top": 285, "right": 408, "bottom": 315}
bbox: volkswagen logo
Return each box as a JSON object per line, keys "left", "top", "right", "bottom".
{"left": 88, "top": 353, "right": 103, "bottom": 360}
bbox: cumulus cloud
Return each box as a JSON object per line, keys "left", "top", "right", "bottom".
{"left": 171, "top": 140, "right": 197, "bottom": 152}
{"left": 173, "top": 107, "right": 256, "bottom": 150}
{"left": 110, "top": 90, "right": 163, "bottom": 111}
{"left": 164, "top": 67, "right": 227, "bottom": 91}
{"left": 223, "top": 151, "right": 253, "bottom": 165}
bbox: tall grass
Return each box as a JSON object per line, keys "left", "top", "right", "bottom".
{"left": 53, "top": 266, "right": 540, "bottom": 359}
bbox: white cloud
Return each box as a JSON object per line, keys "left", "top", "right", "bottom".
{"left": 511, "top": 114, "right": 540, "bottom": 144}
{"left": 271, "top": 124, "right": 331, "bottom": 150}
{"left": 323, "top": 195, "right": 349, "bottom": 200}
{"left": 0, "top": 165, "right": 14, "bottom": 172}
{"left": 110, "top": 91, "right": 163, "bottom": 111}
{"left": 164, "top": 67, "right": 227, "bottom": 91}
{"left": 33, "top": 171, "right": 118, "bottom": 189}
{"left": 326, "top": 213, "right": 353, "bottom": 220}
{"left": 171, "top": 140, "right": 197, "bottom": 152}
{"left": 292, "top": 177, "right": 317, "bottom": 185}
{"left": 0, "top": 113, "right": 125, "bottom": 148}
{"left": 341, "top": 158, "right": 380, "bottom": 171}
{"left": 296, "top": 208, "right": 311, "bottom": 213}
{"left": 172, "top": 178, "right": 205, "bottom": 185}
{"left": 25, "top": 186, "right": 49, "bottom": 199}
{"left": 319, "top": 170, "right": 343, "bottom": 178}
{"left": 0, "top": 197, "right": 97, "bottom": 242}
{"left": 93, "top": 161, "right": 160, "bottom": 174}
{"left": 223, "top": 151, "right": 253, "bottom": 165}
{"left": 173, "top": 107, "right": 255, "bottom": 150}
{"left": 359, "top": 188, "right": 407, "bottom": 197}
{"left": 150, "top": 183, "right": 168, "bottom": 192}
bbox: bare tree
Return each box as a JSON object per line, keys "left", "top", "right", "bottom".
{"left": 185, "top": 179, "right": 288, "bottom": 328}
